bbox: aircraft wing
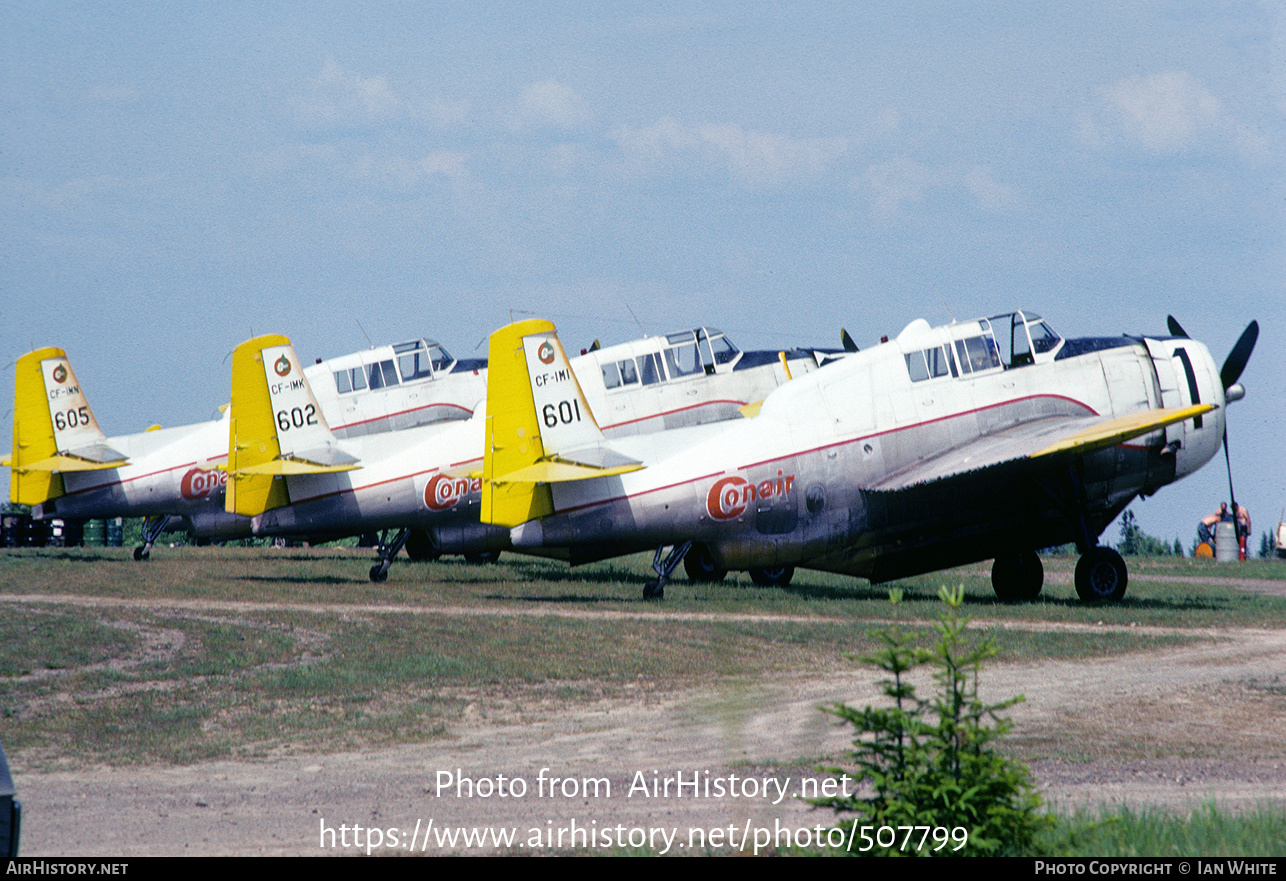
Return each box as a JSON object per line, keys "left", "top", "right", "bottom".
{"left": 868, "top": 404, "right": 1212, "bottom": 492}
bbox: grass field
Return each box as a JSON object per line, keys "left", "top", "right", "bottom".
{"left": 3, "top": 545, "right": 1285, "bottom": 856}
{"left": 3, "top": 546, "right": 1283, "bottom": 768}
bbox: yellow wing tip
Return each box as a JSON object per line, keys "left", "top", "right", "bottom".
{"left": 1032, "top": 404, "right": 1215, "bottom": 458}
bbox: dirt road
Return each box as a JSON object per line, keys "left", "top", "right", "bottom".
{"left": 11, "top": 595, "right": 1286, "bottom": 856}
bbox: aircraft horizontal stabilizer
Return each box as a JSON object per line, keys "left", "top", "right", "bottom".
{"left": 12, "top": 452, "right": 127, "bottom": 473}
{"left": 232, "top": 457, "right": 359, "bottom": 476}
{"left": 492, "top": 458, "right": 642, "bottom": 485}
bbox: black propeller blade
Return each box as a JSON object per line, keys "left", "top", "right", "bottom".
{"left": 1166, "top": 315, "right": 1189, "bottom": 338}
{"left": 1220, "top": 320, "right": 1258, "bottom": 391}
{"left": 840, "top": 328, "right": 859, "bottom": 353}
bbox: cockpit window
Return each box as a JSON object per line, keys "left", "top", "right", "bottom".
{"left": 709, "top": 335, "right": 739, "bottom": 365}
{"left": 1029, "top": 320, "right": 1060, "bottom": 354}
{"left": 664, "top": 342, "right": 702, "bottom": 379}
{"left": 364, "top": 360, "right": 398, "bottom": 390}
{"left": 398, "top": 350, "right": 436, "bottom": 382}
{"left": 390, "top": 340, "right": 453, "bottom": 382}
{"left": 957, "top": 336, "right": 1001, "bottom": 373}
{"left": 601, "top": 361, "right": 622, "bottom": 389}
{"left": 428, "top": 344, "right": 453, "bottom": 372}
{"left": 636, "top": 352, "right": 664, "bottom": 386}
{"left": 905, "top": 351, "right": 930, "bottom": 382}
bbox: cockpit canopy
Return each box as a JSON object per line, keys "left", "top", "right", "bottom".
{"left": 599, "top": 327, "right": 742, "bottom": 390}
{"left": 331, "top": 339, "right": 457, "bottom": 395}
{"left": 903, "top": 311, "right": 1063, "bottom": 384}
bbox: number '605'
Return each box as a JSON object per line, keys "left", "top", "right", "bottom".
{"left": 54, "top": 406, "right": 90, "bottom": 431}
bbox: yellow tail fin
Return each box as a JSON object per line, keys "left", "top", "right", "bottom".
{"left": 10, "top": 347, "right": 126, "bottom": 505}
{"left": 226, "top": 334, "right": 359, "bottom": 517}
{"left": 481, "top": 319, "right": 641, "bottom": 528}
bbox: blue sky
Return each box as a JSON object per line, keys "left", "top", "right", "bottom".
{"left": 3, "top": 2, "right": 1283, "bottom": 550}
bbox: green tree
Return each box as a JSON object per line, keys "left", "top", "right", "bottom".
{"left": 1116, "top": 509, "right": 1175, "bottom": 556}
{"left": 813, "top": 586, "right": 1052, "bottom": 856}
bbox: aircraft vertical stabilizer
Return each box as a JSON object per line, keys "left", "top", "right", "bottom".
{"left": 227, "top": 335, "right": 292, "bottom": 517}
{"left": 10, "top": 347, "right": 126, "bottom": 506}
{"left": 482, "top": 320, "right": 559, "bottom": 528}
{"left": 226, "top": 334, "right": 360, "bottom": 518}
{"left": 482, "top": 320, "right": 642, "bottom": 529}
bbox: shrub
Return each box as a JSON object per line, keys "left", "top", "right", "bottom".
{"left": 813, "top": 585, "right": 1053, "bottom": 856}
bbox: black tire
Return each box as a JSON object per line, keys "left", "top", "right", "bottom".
{"left": 642, "top": 579, "right": 664, "bottom": 600}
{"left": 463, "top": 550, "right": 501, "bottom": 564}
{"left": 369, "top": 565, "right": 389, "bottom": 583}
{"left": 749, "top": 565, "right": 794, "bottom": 587}
{"left": 991, "top": 550, "right": 1044, "bottom": 602}
{"left": 683, "top": 543, "right": 728, "bottom": 583}
{"left": 404, "top": 529, "right": 439, "bottom": 562}
{"left": 133, "top": 546, "right": 149, "bottom": 561}
{"left": 1075, "top": 547, "right": 1128, "bottom": 602}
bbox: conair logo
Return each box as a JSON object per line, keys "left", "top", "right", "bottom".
{"left": 538, "top": 341, "right": 555, "bottom": 365}
{"left": 274, "top": 355, "right": 292, "bottom": 377}
{"left": 180, "top": 466, "right": 227, "bottom": 500}
{"left": 706, "top": 472, "right": 796, "bottom": 521}
{"left": 52, "top": 364, "right": 68, "bottom": 384}
{"left": 424, "top": 473, "right": 482, "bottom": 511}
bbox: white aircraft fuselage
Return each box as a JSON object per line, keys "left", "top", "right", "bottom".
{"left": 246, "top": 328, "right": 836, "bottom": 554}
{"left": 495, "top": 312, "right": 1227, "bottom": 588}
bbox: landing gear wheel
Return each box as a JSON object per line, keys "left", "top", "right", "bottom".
{"left": 369, "top": 564, "right": 389, "bottom": 583}
{"left": 749, "top": 565, "right": 795, "bottom": 587}
{"left": 683, "top": 544, "right": 728, "bottom": 583}
{"left": 464, "top": 550, "right": 501, "bottom": 564}
{"left": 1075, "top": 547, "right": 1128, "bottom": 602}
{"left": 642, "top": 579, "right": 664, "bottom": 600}
{"left": 404, "top": 529, "right": 439, "bottom": 562}
{"left": 991, "top": 550, "right": 1044, "bottom": 602}
{"left": 133, "top": 546, "right": 149, "bottom": 561}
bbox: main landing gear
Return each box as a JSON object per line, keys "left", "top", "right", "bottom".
{"left": 990, "top": 550, "right": 1043, "bottom": 602}
{"left": 643, "top": 540, "right": 692, "bottom": 600}
{"left": 990, "top": 545, "right": 1127, "bottom": 604}
{"left": 133, "top": 515, "right": 172, "bottom": 561}
{"left": 1073, "top": 546, "right": 1128, "bottom": 602}
{"left": 369, "top": 528, "right": 410, "bottom": 583}
{"left": 643, "top": 541, "right": 796, "bottom": 597}
{"left": 994, "top": 460, "right": 1134, "bottom": 603}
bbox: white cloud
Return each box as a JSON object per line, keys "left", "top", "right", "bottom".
{"left": 1106, "top": 71, "right": 1220, "bottom": 152}
{"left": 964, "top": 165, "right": 1020, "bottom": 213}
{"left": 420, "top": 151, "right": 470, "bottom": 181}
{"left": 612, "top": 118, "right": 849, "bottom": 186}
{"left": 296, "top": 59, "right": 400, "bottom": 127}
{"left": 514, "top": 80, "right": 591, "bottom": 130}
{"left": 856, "top": 158, "right": 1020, "bottom": 218}
{"left": 1082, "top": 70, "right": 1264, "bottom": 161}
{"left": 859, "top": 156, "right": 937, "bottom": 218}
{"left": 697, "top": 124, "right": 849, "bottom": 186}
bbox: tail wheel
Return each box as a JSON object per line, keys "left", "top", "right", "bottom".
{"left": 683, "top": 543, "right": 728, "bottom": 583}
{"left": 991, "top": 550, "right": 1044, "bottom": 602}
{"left": 749, "top": 565, "right": 794, "bottom": 587}
{"left": 1075, "top": 547, "right": 1128, "bottom": 602}
{"left": 464, "top": 550, "right": 501, "bottom": 564}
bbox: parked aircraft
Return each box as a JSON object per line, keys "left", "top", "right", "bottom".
{"left": 5, "top": 336, "right": 486, "bottom": 557}
{"left": 479, "top": 311, "right": 1257, "bottom": 602}
{"left": 226, "top": 328, "right": 841, "bottom": 579}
